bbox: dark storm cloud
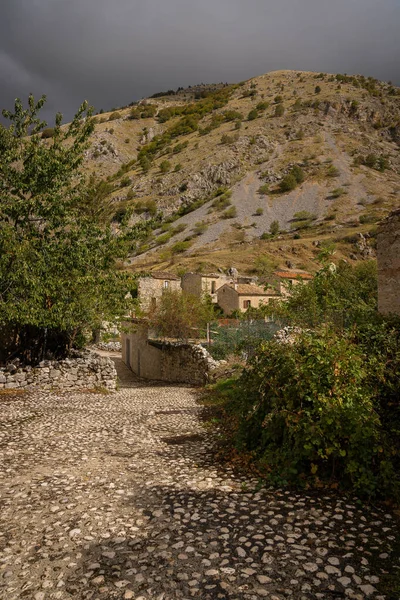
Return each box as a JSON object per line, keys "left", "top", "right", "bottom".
{"left": 1, "top": 0, "right": 399, "bottom": 123}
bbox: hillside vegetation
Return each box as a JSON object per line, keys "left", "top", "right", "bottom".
{"left": 80, "top": 70, "right": 400, "bottom": 276}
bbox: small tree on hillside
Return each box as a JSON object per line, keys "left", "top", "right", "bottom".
{"left": 150, "top": 290, "right": 215, "bottom": 342}
{"left": 0, "top": 95, "right": 133, "bottom": 364}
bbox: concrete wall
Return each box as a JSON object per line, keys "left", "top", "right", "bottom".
{"left": 378, "top": 210, "right": 400, "bottom": 315}
{"left": 121, "top": 323, "right": 217, "bottom": 385}
{"left": 138, "top": 277, "right": 181, "bottom": 312}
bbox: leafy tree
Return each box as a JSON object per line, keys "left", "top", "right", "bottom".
{"left": 279, "top": 174, "right": 297, "bottom": 192}
{"left": 247, "top": 109, "right": 258, "bottom": 121}
{"left": 269, "top": 220, "right": 280, "bottom": 236}
{"left": 160, "top": 160, "right": 171, "bottom": 174}
{"left": 0, "top": 95, "right": 132, "bottom": 364}
{"left": 150, "top": 290, "right": 215, "bottom": 341}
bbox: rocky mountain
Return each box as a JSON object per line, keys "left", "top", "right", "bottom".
{"left": 81, "top": 70, "right": 400, "bottom": 278}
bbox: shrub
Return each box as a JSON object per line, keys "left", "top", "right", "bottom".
{"left": 254, "top": 208, "right": 264, "bottom": 216}
{"left": 274, "top": 104, "right": 285, "bottom": 117}
{"left": 315, "top": 85, "right": 321, "bottom": 94}
{"left": 258, "top": 184, "right": 269, "bottom": 195}
{"left": 330, "top": 187, "right": 347, "bottom": 198}
{"left": 248, "top": 109, "right": 258, "bottom": 121}
{"left": 279, "top": 174, "right": 297, "bottom": 192}
{"left": 291, "top": 165, "right": 305, "bottom": 184}
{"left": 293, "top": 210, "right": 316, "bottom": 221}
{"left": 41, "top": 127, "right": 55, "bottom": 139}
{"left": 109, "top": 111, "right": 121, "bottom": 121}
{"left": 193, "top": 221, "right": 208, "bottom": 236}
{"left": 327, "top": 165, "right": 340, "bottom": 177}
{"left": 230, "top": 327, "right": 398, "bottom": 497}
{"left": 171, "top": 240, "right": 192, "bottom": 253}
{"left": 256, "top": 101, "right": 269, "bottom": 111}
{"left": 269, "top": 220, "right": 280, "bottom": 236}
{"left": 274, "top": 95, "right": 283, "bottom": 104}
{"left": 124, "top": 138, "right": 130, "bottom": 144}
{"left": 160, "top": 160, "right": 171, "bottom": 174}
{"left": 222, "top": 206, "right": 237, "bottom": 219}
{"left": 174, "top": 163, "right": 182, "bottom": 172}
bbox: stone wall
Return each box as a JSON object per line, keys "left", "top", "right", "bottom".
{"left": 0, "top": 352, "right": 117, "bottom": 391}
{"left": 377, "top": 210, "right": 400, "bottom": 315}
{"left": 122, "top": 323, "right": 218, "bottom": 385}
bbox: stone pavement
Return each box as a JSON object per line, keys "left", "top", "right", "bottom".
{"left": 0, "top": 365, "right": 399, "bottom": 600}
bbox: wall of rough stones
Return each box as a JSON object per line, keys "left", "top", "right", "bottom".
{"left": 122, "top": 324, "right": 219, "bottom": 385}
{"left": 377, "top": 209, "right": 400, "bottom": 315}
{"left": 0, "top": 352, "right": 117, "bottom": 391}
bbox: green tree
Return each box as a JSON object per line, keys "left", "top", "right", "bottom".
{"left": 247, "top": 109, "right": 258, "bottom": 121}
{"left": 159, "top": 160, "right": 171, "bottom": 173}
{"left": 0, "top": 95, "right": 132, "bottom": 364}
{"left": 150, "top": 290, "right": 215, "bottom": 341}
{"left": 269, "top": 220, "right": 280, "bottom": 236}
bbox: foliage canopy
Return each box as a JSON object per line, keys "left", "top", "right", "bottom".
{"left": 0, "top": 95, "right": 132, "bottom": 363}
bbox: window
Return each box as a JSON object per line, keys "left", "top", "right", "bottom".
{"left": 243, "top": 300, "right": 251, "bottom": 309}
{"left": 163, "top": 280, "right": 169, "bottom": 289}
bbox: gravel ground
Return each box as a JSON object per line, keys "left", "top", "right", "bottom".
{"left": 0, "top": 365, "right": 399, "bottom": 600}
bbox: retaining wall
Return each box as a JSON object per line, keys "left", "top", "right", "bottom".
{"left": 0, "top": 353, "right": 117, "bottom": 391}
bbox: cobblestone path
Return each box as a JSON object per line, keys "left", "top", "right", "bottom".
{"left": 0, "top": 368, "right": 399, "bottom": 600}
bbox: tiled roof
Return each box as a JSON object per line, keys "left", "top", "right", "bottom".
{"left": 222, "top": 284, "right": 279, "bottom": 296}
{"left": 273, "top": 271, "right": 313, "bottom": 280}
{"left": 148, "top": 272, "right": 180, "bottom": 281}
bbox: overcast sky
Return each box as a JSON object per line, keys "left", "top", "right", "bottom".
{"left": 1, "top": 0, "right": 399, "bottom": 124}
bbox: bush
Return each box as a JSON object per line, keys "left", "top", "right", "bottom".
{"left": 258, "top": 184, "right": 269, "bottom": 195}
{"left": 230, "top": 327, "right": 399, "bottom": 497}
{"left": 171, "top": 240, "right": 192, "bottom": 254}
{"left": 160, "top": 160, "right": 171, "bottom": 174}
{"left": 41, "top": 127, "right": 55, "bottom": 139}
{"left": 274, "top": 104, "right": 285, "bottom": 117}
{"left": 269, "top": 220, "right": 280, "bottom": 236}
{"left": 222, "top": 206, "right": 237, "bottom": 219}
{"left": 256, "top": 101, "right": 269, "bottom": 111}
{"left": 327, "top": 165, "right": 340, "bottom": 177}
{"left": 279, "top": 174, "right": 297, "bottom": 192}
{"left": 247, "top": 109, "right": 258, "bottom": 121}
{"left": 109, "top": 111, "right": 121, "bottom": 121}
{"left": 254, "top": 208, "right": 264, "bottom": 216}
{"left": 315, "top": 85, "right": 321, "bottom": 94}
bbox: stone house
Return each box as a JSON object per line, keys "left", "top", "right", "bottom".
{"left": 217, "top": 283, "right": 280, "bottom": 315}
{"left": 181, "top": 272, "right": 258, "bottom": 303}
{"left": 137, "top": 272, "right": 181, "bottom": 312}
{"left": 270, "top": 270, "right": 313, "bottom": 296}
{"left": 377, "top": 209, "right": 400, "bottom": 315}
{"left": 181, "top": 273, "right": 233, "bottom": 303}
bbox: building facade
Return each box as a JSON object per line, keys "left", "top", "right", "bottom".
{"left": 137, "top": 272, "right": 181, "bottom": 312}
{"left": 217, "top": 283, "right": 280, "bottom": 315}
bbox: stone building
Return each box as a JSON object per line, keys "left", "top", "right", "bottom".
{"left": 181, "top": 272, "right": 258, "bottom": 303}
{"left": 181, "top": 273, "right": 232, "bottom": 303}
{"left": 137, "top": 272, "right": 181, "bottom": 312}
{"left": 270, "top": 270, "right": 313, "bottom": 296}
{"left": 217, "top": 283, "right": 280, "bottom": 315}
{"left": 377, "top": 209, "right": 400, "bottom": 315}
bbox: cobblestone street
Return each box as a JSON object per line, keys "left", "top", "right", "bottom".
{"left": 0, "top": 364, "right": 399, "bottom": 600}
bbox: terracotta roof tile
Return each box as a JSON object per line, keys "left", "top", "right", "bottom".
{"left": 273, "top": 271, "right": 313, "bottom": 280}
